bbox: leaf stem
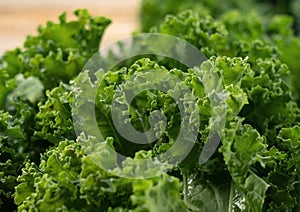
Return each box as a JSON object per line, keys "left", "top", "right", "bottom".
{"left": 228, "top": 181, "right": 234, "bottom": 212}
{"left": 183, "top": 173, "right": 188, "bottom": 202}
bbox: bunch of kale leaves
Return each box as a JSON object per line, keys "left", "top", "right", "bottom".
{"left": 1, "top": 0, "right": 300, "bottom": 211}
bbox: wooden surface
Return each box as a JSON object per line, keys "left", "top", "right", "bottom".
{"left": 0, "top": 0, "right": 139, "bottom": 55}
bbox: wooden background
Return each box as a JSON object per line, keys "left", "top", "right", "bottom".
{"left": 0, "top": 0, "right": 139, "bottom": 55}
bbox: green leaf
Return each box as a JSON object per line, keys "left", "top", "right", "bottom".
{"left": 131, "top": 175, "right": 188, "bottom": 212}
{"left": 7, "top": 75, "right": 44, "bottom": 104}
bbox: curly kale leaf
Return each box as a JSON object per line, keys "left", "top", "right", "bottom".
{"left": 15, "top": 138, "right": 187, "bottom": 212}
{"left": 140, "top": 0, "right": 258, "bottom": 32}
{"left": 0, "top": 9, "right": 110, "bottom": 100}
{"left": 33, "top": 83, "right": 75, "bottom": 145}
{"left": 0, "top": 111, "right": 27, "bottom": 209}
{"left": 0, "top": 9, "right": 110, "bottom": 210}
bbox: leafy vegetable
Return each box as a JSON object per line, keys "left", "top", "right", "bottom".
{"left": 14, "top": 54, "right": 299, "bottom": 210}
{"left": 0, "top": 1, "right": 299, "bottom": 211}
{"left": 140, "top": 0, "right": 300, "bottom": 35}
{"left": 14, "top": 138, "right": 188, "bottom": 211}
{"left": 142, "top": 0, "right": 300, "bottom": 103}
{"left": 0, "top": 9, "right": 110, "bottom": 211}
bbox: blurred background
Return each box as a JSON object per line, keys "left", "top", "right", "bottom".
{"left": 0, "top": 0, "right": 139, "bottom": 55}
